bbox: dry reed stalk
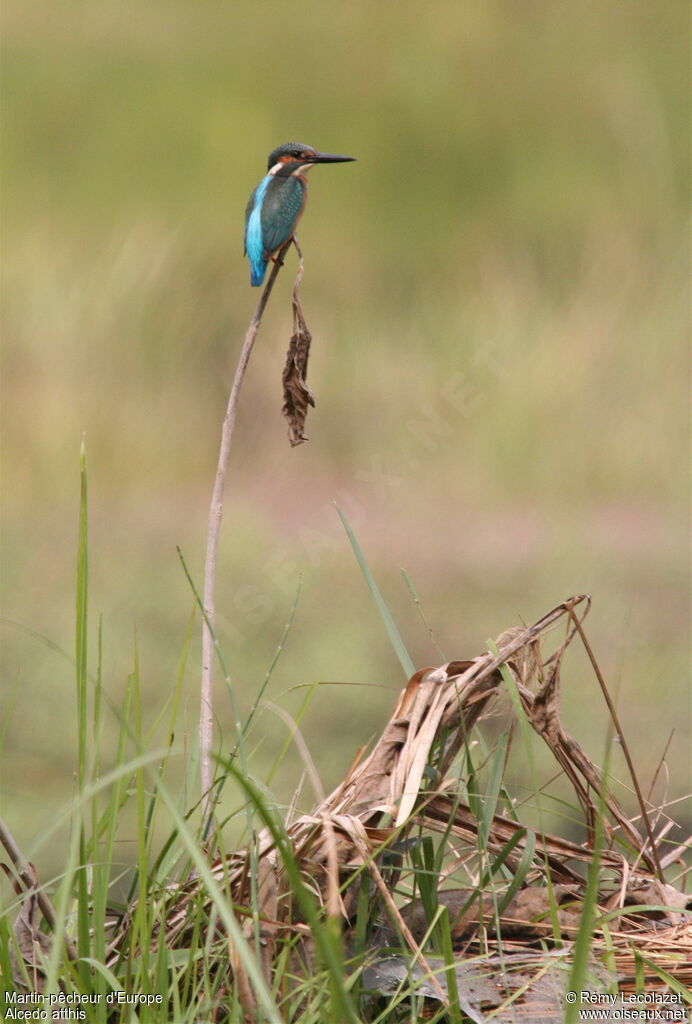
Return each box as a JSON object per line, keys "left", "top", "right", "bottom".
{"left": 200, "top": 238, "right": 294, "bottom": 821}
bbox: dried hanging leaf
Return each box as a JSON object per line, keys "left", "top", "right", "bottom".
{"left": 282, "top": 257, "right": 315, "bottom": 446}
{"left": 282, "top": 322, "right": 314, "bottom": 446}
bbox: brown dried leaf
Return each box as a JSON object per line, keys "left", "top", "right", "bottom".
{"left": 282, "top": 327, "right": 314, "bottom": 446}
{"left": 282, "top": 281, "right": 314, "bottom": 446}
{"left": 2, "top": 862, "right": 51, "bottom": 990}
{"left": 402, "top": 885, "right": 584, "bottom": 944}
{"left": 624, "top": 877, "right": 691, "bottom": 924}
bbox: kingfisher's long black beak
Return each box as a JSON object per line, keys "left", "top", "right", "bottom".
{"left": 311, "top": 152, "right": 356, "bottom": 164}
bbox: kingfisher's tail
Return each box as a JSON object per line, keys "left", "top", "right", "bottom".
{"left": 250, "top": 259, "right": 267, "bottom": 287}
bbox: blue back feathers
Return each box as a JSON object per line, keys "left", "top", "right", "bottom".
{"left": 244, "top": 176, "right": 272, "bottom": 287}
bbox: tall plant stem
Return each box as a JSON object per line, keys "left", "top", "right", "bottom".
{"left": 200, "top": 238, "right": 293, "bottom": 820}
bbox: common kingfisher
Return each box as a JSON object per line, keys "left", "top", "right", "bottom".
{"left": 244, "top": 142, "right": 355, "bottom": 287}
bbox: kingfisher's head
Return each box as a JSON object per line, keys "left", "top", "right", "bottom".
{"left": 266, "top": 142, "right": 355, "bottom": 177}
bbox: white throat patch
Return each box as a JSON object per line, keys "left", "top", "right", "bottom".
{"left": 267, "top": 161, "right": 315, "bottom": 176}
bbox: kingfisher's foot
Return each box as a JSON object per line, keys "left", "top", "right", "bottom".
{"left": 269, "top": 237, "right": 297, "bottom": 269}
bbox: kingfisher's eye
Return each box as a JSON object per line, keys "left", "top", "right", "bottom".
{"left": 292, "top": 150, "right": 302, "bottom": 158}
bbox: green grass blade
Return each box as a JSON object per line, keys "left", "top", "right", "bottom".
{"left": 565, "top": 767, "right": 608, "bottom": 1020}
{"left": 478, "top": 731, "right": 509, "bottom": 850}
{"left": 438, "top": 908, "right": 462, "bottom": 1024}
{"left": 400, "top": 568, "right": 446, "bottom": 660}
{"left": 0, "top": 916, "right": 15, "bottom": 995}
{"left": 76, "top": 440, "right": 89, "bottom": 788}
{"left": 75, "top": 441, "right": 90, "bottom": 982}
{"left": 496, "top": 829, "right": 535, "bottom": 914}
{"left": 240, "top": 576, "right": 303, "bottom": 751}
{"left": 410, "top": 836, "right": 440, "bottom": 946}
{"left": 336, "top": 504, "right": 414, "bottom": 678}
{"left": 78, "top": 958, "right": 124, "bottom": 992}
{"left": 638, "top": 959, "right": 692, "bottom": 1003}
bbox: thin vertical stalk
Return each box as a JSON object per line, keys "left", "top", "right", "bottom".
{"left": 566, "top": 601, "right": 664, "bottom": 880}
{"left": 75, "top": 441, "right": 90, "bottom": 982}
{"left": 200, "top": 239, "right": 293, "bottom": 820}
{"left": 76, "top": 440, "right": 88, "bottom": 789}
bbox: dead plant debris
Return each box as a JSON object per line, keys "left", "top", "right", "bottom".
{"left": 6, "top": 595, "right": 691, "bottom": 1020}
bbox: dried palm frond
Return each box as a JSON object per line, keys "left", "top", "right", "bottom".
{"left": 110, "top": 595, "right": 690, "bottom": 1020}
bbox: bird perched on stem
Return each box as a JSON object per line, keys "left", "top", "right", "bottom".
{"left": 244, "top": 142, "right": 355, "bottom": 287}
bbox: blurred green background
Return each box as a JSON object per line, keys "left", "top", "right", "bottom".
{"left": 2, "top": 0, "right": 690, "bottom": 877}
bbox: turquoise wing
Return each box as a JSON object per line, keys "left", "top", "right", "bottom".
{"left": 260, "top": 176, "right": 305, "bottom": 255}
{"left": 243, "top": 185, "right": 258, "bottom": 255}
{"left": 244, "top": 178, "right": 272, "bottom": 285}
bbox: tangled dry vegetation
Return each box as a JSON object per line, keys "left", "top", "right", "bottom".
{"left": 123, "top": 595, "right": 690, "bottom": 1020}
{"left": 6, "top": 596, "right": 690, "bottom": 1021}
